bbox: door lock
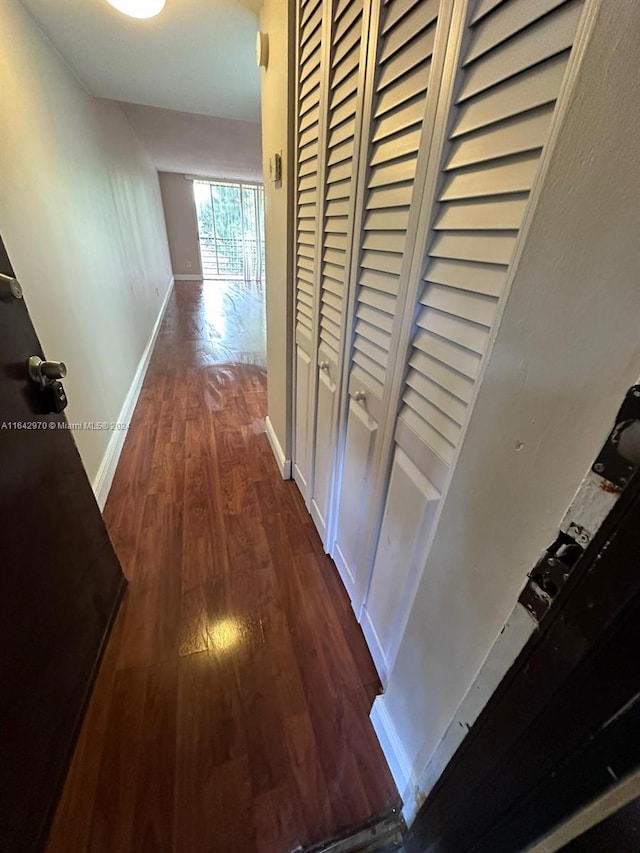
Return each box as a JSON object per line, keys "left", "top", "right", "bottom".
{"left": 0, "top": 273, "right": 23, "bottom": 303}
{"left": 27, "top": 356, "right": 67, "bottom": 387}
{"left": 27, "top": 356, "right": 68, "bottom": 414}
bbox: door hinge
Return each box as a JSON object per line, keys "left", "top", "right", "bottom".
{"left": 519, "top": 531, "right": 585, "bottom": 623}
{"left": 520, "top": 384, "right": 640, "bottom": 624}
{"left": 592, "top": 384, "right": 640, "bottom": 489}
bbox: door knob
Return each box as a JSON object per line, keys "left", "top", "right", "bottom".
{"left": 0, "top": 273, "right": 23, "bottom": 302}
{"left": 27, "top": 356, "right": 67, "bottom": 387}
{"left": 319, "top": 360, "right": 329, "bottom": 370}
{"left": 354, "top": 390, "right": 366, "bottom": 402}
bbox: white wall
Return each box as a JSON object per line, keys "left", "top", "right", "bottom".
{"left": 260, "top": 0, "right": 294, "bottom": 463}
{"left": 159, "top": 173, "right": 203, "bottom": 278}
{"left": 375, "top": 0, "right": 640, "bottom": 811}
{"left": 119, "top": 103, "right": 263, "bottom": 182}
{"left": 0, "top": 0, "right": 172, "bottom": 485}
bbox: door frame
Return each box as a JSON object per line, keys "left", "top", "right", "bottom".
{"left": 406, "top": 424, "right": 640, "bottom": 851}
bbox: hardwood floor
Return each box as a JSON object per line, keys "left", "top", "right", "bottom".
{"left": 46, "top": 280, "right": 398, "bottom": 853}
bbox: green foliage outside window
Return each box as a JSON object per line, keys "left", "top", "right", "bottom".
{"left": 194, "top": 180, "right": 265, "bottom": 280}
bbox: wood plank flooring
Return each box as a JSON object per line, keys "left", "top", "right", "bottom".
{"left": 46, "top": 280, "right": 398, "bottom": 853}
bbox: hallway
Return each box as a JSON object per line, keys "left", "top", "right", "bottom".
{"left": 46, "top": 280, "right": 398, "bottom": 853}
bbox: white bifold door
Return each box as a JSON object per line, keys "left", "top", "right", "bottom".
{"left": 310, "top": 0, "right": 369, "bottom": 542}
{"left": 292, "top": 0, "right": 588, "bottom": 682}
{"left": 293, "top": 0, "right": 326, "bottom": 498}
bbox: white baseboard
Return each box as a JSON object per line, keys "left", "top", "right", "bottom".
{"left": 361, "top": 606, "right": 389, "bottom": 687}
{"left": 310, "top": 499, "right": 328, "bottom": 547}
{"left": 92, "top": 277, "right": 174, "bottom": 510}
{"left": 265, "top": 415, "right": 292, "bottom": 480}
{"left": 292, "top": 463, "right": 308, "bottom": 497}
{"left": 174, "top": 273, "right": 202, "bottom": 281}
{"left": 370, "top": 696, "right": 413, "bottom": 813}
{"left": 332, "top": 543, "right": 356, "bottom": 600}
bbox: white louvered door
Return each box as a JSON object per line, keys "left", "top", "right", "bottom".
{"left": 360, "top": 0, "right": 587, "bottom": 682}
{"left": 309, "top": 0, "right": 369, "bottom": 542}
{"left": 289, "top": 0, "right": 589, "bottom": 680}
{"left": 331, "top": 0, "right": 453, "bottom": 605}
{"left": 293, "top": 0, "right": 327, "bottom": 499}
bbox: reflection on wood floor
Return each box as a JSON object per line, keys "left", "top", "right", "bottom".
{"left": 46, "top": 280, "right": 398, "bottom": 853}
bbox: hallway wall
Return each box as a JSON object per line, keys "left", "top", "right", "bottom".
{"left": 260, "top": 0, "right": 295, "bottom": 467}
{"left": 0, "top": 0, "right": 172, "bottom": 486}
{"left": 158, "top": 173, "right": 203, "bottom": 279}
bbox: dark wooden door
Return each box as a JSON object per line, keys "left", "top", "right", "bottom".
{"left": 407, "top": 454, "right": 640, "bottom": 852}
{"left": 0, "top": 239, "right": 126, "bottom": 852}
{"left": 563, "top": 795, "right": 640, "bottom": 851}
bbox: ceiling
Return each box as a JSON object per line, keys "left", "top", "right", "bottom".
{"left": 20, "top": 0, "right": 262, "bottom": 122}
{"left": 118, "top": 102, "right": 262, "bottom": 180}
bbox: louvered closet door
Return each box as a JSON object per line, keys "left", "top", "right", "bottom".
{"left": 361, "top": 0, "right": 587, "bottom": 682}
{"left": 294, "top": 0, "right": 325, "bottom": 498}
{"left": 309, "top": 0, "right": 367, "bottom": 542}
{"left": 332, "top": 0, "right": 448, "bottom": 605}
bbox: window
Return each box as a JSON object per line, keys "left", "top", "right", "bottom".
{"left": 193, "top": 180, "right": 265, "bottom": 281}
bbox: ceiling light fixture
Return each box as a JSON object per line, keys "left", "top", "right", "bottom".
{"left": 106, "top": 0, "right": 166, "bottom": 19}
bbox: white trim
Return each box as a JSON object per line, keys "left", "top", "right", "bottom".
{"left": 293, "top": 463, "right": 307, "bottom": 492}
{"left": 370, "top": 607, "right": 537, "bottom": 825}
{"left": 310, "top": 499, "right": 327, "bottom": 546}
{"left": 370, "top": 696, "right": 413, "bottom": 811}
{"left": 265, "top": 415, "right": 292, "bottom": 480}
{"left": 404, "top": 602, "right": 537, "bottom": 824}
{"left": 93, "top": 278, "right": 174, "bottom": 510}
{"left": 361, "top": 606, "right": 388, "bottom": 687}
{"left": 559, "top": 470, "right": 619, "bottom": 544}
{"left": 174, "top": 274, "right": 203, "bottom": 281}
{"left": 332, "top": 541, "right": 356, "bottom": 599}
